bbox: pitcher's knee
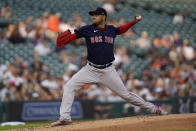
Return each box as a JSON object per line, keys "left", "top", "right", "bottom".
{"left": 63, "top": 85, "right": 74, "bottom": 93}
{"left": 63, "top": 83, "right": 81, "bottom": 93}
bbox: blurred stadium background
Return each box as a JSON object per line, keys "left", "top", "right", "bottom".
{"left": 0, "top": 0, "right": 196, "bottom": 125}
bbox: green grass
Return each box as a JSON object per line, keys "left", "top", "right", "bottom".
{"left": 0, "top": 119, "right": 94, "bottom": 130}
{"left": 0, "top": 121, "right": 51, "bottom": 130}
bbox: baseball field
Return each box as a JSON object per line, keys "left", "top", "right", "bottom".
{"left": 1, "top": 113, "right": 196, "bottom": 131}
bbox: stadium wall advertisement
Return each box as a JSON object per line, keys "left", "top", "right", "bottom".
{"left": 1, "top": 97, "right": 196, "bottom": 122}
{"left": 95, "top": 98, "right": 174, "bottom": 118}
{"left": 22, "top": 101, "right": 83, "bottom": 121}
{"left": 174, "top": 97, "right": 196, "bottom": 113}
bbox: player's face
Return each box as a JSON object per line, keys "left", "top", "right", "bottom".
{"left": 92, "top": 14, "right": 105, "bottom": 25}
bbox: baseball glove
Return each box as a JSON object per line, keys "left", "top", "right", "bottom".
{"left": 56, "top": 30, "right": 73, "bottom": 47}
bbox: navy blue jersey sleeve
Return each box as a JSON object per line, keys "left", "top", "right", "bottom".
{"left": 74, "top": 25, "right": 90, "bottom": 38}
{"left": 112, "top": 26, "right": 120, "bottom": 36}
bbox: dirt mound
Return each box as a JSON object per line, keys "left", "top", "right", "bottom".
{"left": 13, "top": 113, "right": 196, "bottom": 131}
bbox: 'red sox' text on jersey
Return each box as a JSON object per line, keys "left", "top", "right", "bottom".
{"left": 74, "top": 24, "right": 119, "bottom": 65}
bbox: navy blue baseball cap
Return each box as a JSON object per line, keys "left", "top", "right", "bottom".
{"left": 89, "top": 7, "right": 107, "bottom": 17}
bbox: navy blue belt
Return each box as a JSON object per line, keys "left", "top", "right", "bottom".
{"left": 88, "top": 61, "right": 112, "bottom": 69}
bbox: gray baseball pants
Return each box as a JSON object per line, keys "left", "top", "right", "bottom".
{"left": 60, "top": 64, "right": 156, "bottom": 121}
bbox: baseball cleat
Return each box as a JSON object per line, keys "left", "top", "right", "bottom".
{"left": 155, "top": 106, "right": 168, "bottom": 115}
{"left": 51, "top": 119, "right": 72, "bottom": 127}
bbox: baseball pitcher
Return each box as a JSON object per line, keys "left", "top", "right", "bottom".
{"left": 51, "top": 7, "right": 167, "bottom": 127}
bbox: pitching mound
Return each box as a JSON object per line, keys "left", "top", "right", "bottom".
{"left": 13, "top": 113, "right": 196, "bottom": 131}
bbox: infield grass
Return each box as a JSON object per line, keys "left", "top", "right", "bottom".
{"left": 0, "top": 119, "right": 94, "bottom": 130}
{"left": 0, "top": 121, "right": 50, "bottom": 130}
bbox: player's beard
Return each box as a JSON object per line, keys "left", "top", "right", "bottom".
{"left": 93, "top": 19, "right": 104, "bottom": 26}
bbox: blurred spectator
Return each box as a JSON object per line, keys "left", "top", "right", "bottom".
{"left": 34, "top": 40, "right": 51, "bottom": 56}
{"left": 73, "top": 38, "right": 85, "bottom": 47}
{"left": 31, "top": 13, "right": 48, "bottom": 41}
{"left": 118, "top": 18, "right": 126, "bottom": 25}
{"left": 114, "top": 45, "right": 130, "bottom": 65}
{"left": 0, "top": 5, "right": 12, "bottom": 18}
{"left": 0, "top": 82, "right": 15, "bottom": 101}
{"left": 107, "top": 19, "right": 118, "bottom": 27}
{"left": 47, "top": 13, "right": 60, "bottom": 32}
{"left": 27, "top": 26, "right": 36, "bottom": 40}
{"left": 153, "top": 36, "right": 164, "bottom": 48}
{"left": 0, "top": 32, "right": 8, "bottom": 45}
{"left": 7, "top": 25, "right": 26, "bottom": 44}
{"left": 18, "top": 21, "right": 27, "bottom": 38}
{"left": 80, "top": 57, "right": 87, "bottom": 68}
{"left": 139, "top": 84, "right": 155, "bottom": 101}
{"left": 165, "top": 79, "right": 177, "bottom": 96}
{"left": 124, "top": 29, "right": 135, "bottom": 38}
{"left": 102, "top": 0, "right": 117, "bottom": 14}
{"left": 173, "top": 12, "right": 183, "bottom": 24}
{"left": 152, "top": 57, "right": 162, "bottom": 70}
{"left": 41, "top": 75, "right": 58, "bottom": 90}
{"left": 25, "top": 16, "right": 34, "bottom": 30}
{"left": 0, "top": 62, "right": 7, "bottom": 81}
{"left": 88, "top": 85, "right": 112, "bottom": 102}
{"left": 181, "top": 40, "right": 194, "bottom": 61}
{"left": 30, "top": 56, "right": 43, "bottom": 73}
{"left": 169, "top": 46, "right": 179, "bottom": 62}
{"left": 2, "top": 63, "right": 23, "bottom": 88}
{"left": 60, "top": 51, "right": 69, "bottom": 65}
{"left": 14, "top": 56, "right": 24, "bottom": 69}
{"left": 69, "top": 51, "right": 81, "bottom": 68}
{"left": 108, "top": 92, "right": 124, "bottom": 102}
{"left": 170, "top": 62, "right": 180, "bottom": 79}
{"left": 162, "top": 34, "right": 173, "bottom": 49}
{"left": 90, "top": 85, "right": 113, "bottom": 119}
{"left": 35, "top": 12, "right": 48, "bottom": 29}
{"left": 136, "top": 31, "right": 151, "bottom": 49}
{"left": 114, "top": 46, "right": 121, "bottom": 65}
{"left": 173, "top": 32, "right": 183, "bottom": 47}
{"left": 119, "top": 73, "right": 127, "bottom": 86}
{"left": 6, "top": 24, "right": 15, "bottom": 38}
{"left": 126, "top": 73, "right": 136, "bottom": 90}
{"left": 31, "top": 27, "right": 44, "bottom": 45}
{"left": 59, "top": 21, "right": 75, "bottom": 33}
{"left": 72, "top": 14, "right": 86, "bottom": 28}
{"left": 183, "top": 10, "right": 190, "bottom": 23}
